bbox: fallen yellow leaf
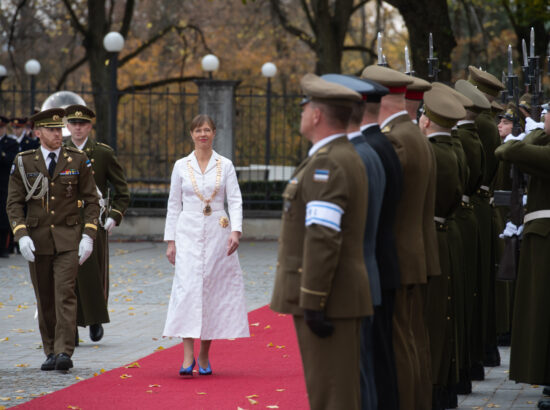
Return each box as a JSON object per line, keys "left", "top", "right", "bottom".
{"left": 15, "top": 390, "right": 24, "bottom": 393}
{"left": 250, "top": 322, "right": 260, "bottom": 327}
{"left": 0, "top": 398, "right": 10, "bottom": 402}
{"left": 248, "top": 398, "right": 258, "bottom": 405}
{"left": 246, "top": 394, "right": 259, "bottom": 399}
{"left": 67, "top": 406, "right": 81, "bottom": 410}
{"left": 264, "top": 325, "right": 271, "bottom": 329}
{"left": 266, "top": 406, "right": 279, "bottom": 409}
{"left": 125, "top": 362, "right": 140, "bottom": 368}
{"left": 155, "top": 346, "right": 165, "bottom": 351}
{"left": 75, "top": 376, "right": 83, "bottom": 380}
{"left": 196, "top": 392, "right": 207, "bottom": 395}
{"left": 15, "top": 364, "right": 30, "bottom": 368}
{"left": 0, "top": 338, "right": 8, "bottom": 342}
{"left": 120, "top": 374, "right": 132, "bottom": 379}
{"left": 15, "top": 397, "right": 23, "bottom": 400}
{"left": 100, "top": 368, "right": 106, "bottom": 373}
{"left": 266, "top": 342, "right": 273, "bottom": 347}
{"left": 276, "top": 389, "right": 285, "bottom": 392}
{"left": 276, "top": 345, "right": 285, "bottom": 349}
{"left": 148, "top": 384, "right": 161, "bottom": 388}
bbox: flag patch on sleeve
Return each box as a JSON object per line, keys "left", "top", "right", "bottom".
{"left": 313, "top": 169, "right": 329, "bottom": 182}
{"left": 86, "top": 159, "right": 92, "bottom": 167}
{"left": 305, "top": 200, "right": 344, "bottom": 231}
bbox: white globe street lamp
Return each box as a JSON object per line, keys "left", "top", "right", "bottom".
{"left": 261, "top": 62, "right": 277, "bottom": 78}
{"left": 201, "top": 54, "right": 220, "bottom": 79}
{"left": 103, "top": 32, "right": 125, "bottom": 151}
{"left": 103, "top": 32, "right": 125, "bottom": 52}
{"left": 0, "top": 65, "right": 7, "bottom": 78}
{"left": 25, "top": 59, "right": 41, "bottom": 115}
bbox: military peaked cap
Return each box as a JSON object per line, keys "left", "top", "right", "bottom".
{"left": 423, "top": 88, "right": 466, "bottom": 128}
{"left": 320, "top": 74, "right": 389, "bottom": 103}
{"left": 30, "top": 108, "right": 65, "bottom": 128}
{"left": 0, "top": 115, "right": 10, "bottom": 125}
{"left": 454, "top": 79, "right": 491, "bottom": 112}
{"left": 491, "top": 100, "right": 505, "bottom": 114}
{"left": 300, "top": 73, "right": 362, "bottom": 107}
{"left": 467, "top": 66, "right": 505, "bottom": 97}
{"left": 65, "top": 104, "right": 95, "bottom": 123}
{"left": 405, "top": 76, "right": 432, "bottom": 101}
{"left": 518, "top": 93, "right": 532, "bottom": 112}
{"left": 431, "top": 82, "right": 473, "bottom": 108}
{"left": 10, "top": 117, "right": 27, "bottom": 127}
{"left": 361, "top": 65, "right": 413, "bottom": 93}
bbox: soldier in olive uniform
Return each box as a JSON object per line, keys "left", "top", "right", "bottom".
{"left": 361, "top": 65, "right": 440, "bottom": 410}
{"left": 467, "top": 66, "right": 505, "bottom": 368}
{"left": 419, "top": 88, "right": 466, "bottom": 410}
{"left": 271, "top": 74, "right": 372, "bottom": 410}
{"left": 495, "top": 112, "right": 550, "bottom": 410}
{"left": 64, "top": 105, "right": 130, "bottom": 343}
{"left": 7, "top": 108, "right": 99, "bottom": 371}
{"left": 453, "top": 79, "right": 492, "bottom": 383}
{"left": 0, "top": 115, "right": 19, "bottom": 257}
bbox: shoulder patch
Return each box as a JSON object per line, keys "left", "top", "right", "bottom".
{"left": 381, "top": 125, "right": 392, "bottom": 133}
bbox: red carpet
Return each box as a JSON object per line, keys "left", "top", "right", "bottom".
{"left": 15, "top": 306, "right": 308, "bottom": 410}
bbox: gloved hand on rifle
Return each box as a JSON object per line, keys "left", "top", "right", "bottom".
{"left": 499, "top": 221, "right": 524, "bottom": 239}
{"left": 304, "top": 309, "right": 334, "bottom": 338}
{"left": 504, "top": 133, "right": 525, "bottom": 143}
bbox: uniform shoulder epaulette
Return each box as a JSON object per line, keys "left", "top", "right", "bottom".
{"left": 317, "top": 146, "right": 330, "bottom": 155}
{"left": 381, "top": 124, "right": 392, "bottom": 134}
{"left": 18, "top": 149, "right": 36, "bottom": 156}
{"left": 65, "top": 146, "right": 84, "bottom": 154}
{"left": 97, "top": 142, "right": 114, "bottom": 151}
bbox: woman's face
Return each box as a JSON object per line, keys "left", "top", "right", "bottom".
{"left": 191, "top": 122, "right": 216, "bottom": 150}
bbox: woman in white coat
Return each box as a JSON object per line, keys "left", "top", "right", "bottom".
{"left": 164, "top": 114, "right": 249, "bottom": 376}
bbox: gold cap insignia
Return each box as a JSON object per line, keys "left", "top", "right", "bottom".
{"left": 75, "top": 111, "right": 82, "bottom": 117}
{"left": 219, "top": 217, "right": 229, "bottom": 228}
{"left": 381, "top": 125, "right": 392, "bottom": 133}
{"left": 52, "top": 115, "right": 60, "bottom": 121}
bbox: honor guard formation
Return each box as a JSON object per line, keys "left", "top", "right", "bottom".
{"left": 2, "top": 40, "right": 550, "bottom": 410}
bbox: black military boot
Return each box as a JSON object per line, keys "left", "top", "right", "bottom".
{"left": 483, "top": 344, "right": 501, "bottom": 367}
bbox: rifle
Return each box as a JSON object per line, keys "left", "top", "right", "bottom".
{"left": 496, "top": 44, "right": 525, "bottom": 281}
{"left": 427, "top": 33, "right": 439, "bottom": 82}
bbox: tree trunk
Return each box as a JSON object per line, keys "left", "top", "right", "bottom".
{"left": 387, "top": 0, "right": 456, "bottom": 82}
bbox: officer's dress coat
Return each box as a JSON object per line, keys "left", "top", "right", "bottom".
{"left": 495, "top": 138, "right": 550, "bottom": 384}
{"left": 163, "top": 151, "right": 249, "bottom": 340}
{"left": 425, "top": 133, "right": 462, "bottom": 386}
{"left": 65, "top": 138, "right": 130, "bottom": 326}
{"left": 18, "top": 132, "right": 40, "bottom": 152}
{"left": 362, "top": 123, "right": 402, "bottom": 410}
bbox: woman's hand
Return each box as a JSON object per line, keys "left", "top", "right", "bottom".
{"left": 227, "top": 231, "right": 241, "bottom": 256}
{"left": 166, "top": 240, "right": 176, "bottom": 265}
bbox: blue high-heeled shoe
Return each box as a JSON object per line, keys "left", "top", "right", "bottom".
{"left": 198, "top": 360, "right": 212, "bottom": 375}
{"left": 179, "top": 358, "right": 195, "bottom": 376}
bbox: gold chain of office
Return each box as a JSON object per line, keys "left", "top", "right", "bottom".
{"left": 186, "top": 159, "right": 222, "bottom": 216}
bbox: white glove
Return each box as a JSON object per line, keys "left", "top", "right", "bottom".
{"left": 104, "top": 217, "right": 116, "bottom": 234}
{"left": 19, "top": 236, "right": 36, "bottom": 262}
{"left": 499, "top": 221, "right": 518, "bottom": 239}
{"left": 78, "top": 234, "right": 94, "bottom": 265}
{"left": 504, "top": 133, "right": 525, "bottom": 143}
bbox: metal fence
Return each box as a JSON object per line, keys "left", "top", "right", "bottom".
{"left": 0, "top": 84, "right": 306, "bottom": 211}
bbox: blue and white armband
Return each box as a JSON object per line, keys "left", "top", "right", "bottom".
{"left": 305, "top": 200, "right": 344, "bottom": 232}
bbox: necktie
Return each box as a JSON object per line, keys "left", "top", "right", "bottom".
{"left": 48, "top": 152, "right": 56, "bottom": 177}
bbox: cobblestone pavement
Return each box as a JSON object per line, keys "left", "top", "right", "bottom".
{"left": 0, "top": 240, "right": 546, "bottom": 408}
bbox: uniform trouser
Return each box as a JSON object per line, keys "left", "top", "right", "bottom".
{"left": 393, "top": 284, "right": 432, "bottom": 410}
{"left": 294, "top": 316, "right": 362, "bottom": 410}
{"left": 29, "top": 250, "right": 79, "bottom": 357}
{"left": 0, "top": 228, "right": 10, "bottom": 254}
{"left": 360, "top": 316, "right": 378, "bottom": 410}
{"left": 372, "top": 289, "right": 399, "bottom": 410}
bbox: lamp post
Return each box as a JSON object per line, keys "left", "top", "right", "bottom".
{"left": 24, "top": 59, "right": 41, "bottom": 115}
{"left": 103, "top": 31, "right": 125, "bottom": 151}
{"left": 0, "top": 65, "right": 6, "bottom": 89}
{"left": 261, "top": 62, "right": 277, "bottom": 202}
{"left": 201, "top": 54, "right": 220, "bottom": 79}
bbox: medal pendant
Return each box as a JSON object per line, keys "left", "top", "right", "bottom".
{"left": 203, "top": 204, "right": 212, "bottom": 216}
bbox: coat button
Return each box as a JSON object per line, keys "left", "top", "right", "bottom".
{"left": 297, "top": 267, "right": 303, "bottom": 273}
{"left": 51, "top": 196, "right": 55, "bottom": 200}
{"left": 50, "top": 224, "right": 54, "bottom": 228}
{"left": 91, "top": 159, "right": 95, "bottom": 163}
{"left": 446, "top": 316, "right": 451, "bottom": 320}
{"left": 51, "top": 182, "right": 55, "bottom": 186}
{"left": 50, "top": 210, "right": 55, "bottom": 215}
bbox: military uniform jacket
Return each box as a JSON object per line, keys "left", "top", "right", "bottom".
{"left": 19, "top": 132, "right": 40, "bottom": 152}
{"left": 475, "top": 111, "right": 500, "bottom": 188}
{"left": 381, "top": 113, "right": 440, "bottom": 284}
{"left": 7, "top": 146, "right": 100, "bottom": 254}
{"left": 66, "top": 138, "right": 129, "bottom": 225}
{"left": 456, "top": 122, "right": 485, "bottom": 196}
{"left": 362, "top": 124, "right": 403, "bottom": 290}
{"left": 271, "top": 136, "right": 373, "bottom": 318}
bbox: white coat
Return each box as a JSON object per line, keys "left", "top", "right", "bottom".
{"left": 163, "top": 151, "right": 249, "bottom": 340}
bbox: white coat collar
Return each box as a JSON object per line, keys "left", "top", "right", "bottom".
{"left": 189, "top": 150, "right": 220, "bottom": 174}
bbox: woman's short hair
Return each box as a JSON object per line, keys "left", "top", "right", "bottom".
{"left": 190, "top": 114, "right": 216, "bottom": 132}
